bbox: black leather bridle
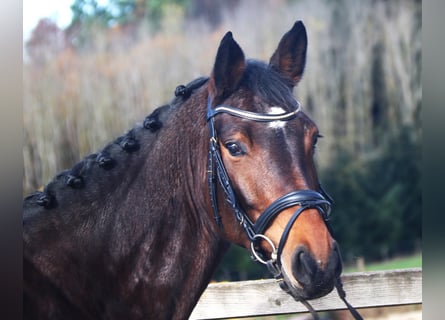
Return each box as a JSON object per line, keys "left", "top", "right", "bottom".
{"left": 206, "top": 96, "right": 332, "bottom": 275}
{"left": 206, "top": 95, "right": 363, "bottom": 320}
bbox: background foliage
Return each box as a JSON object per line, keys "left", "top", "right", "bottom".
{"left": 23, "top": 0, "right": 421, "bottom": 279}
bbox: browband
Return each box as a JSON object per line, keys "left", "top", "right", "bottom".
{"left": 207, "top": 96, "right": 301, "bottom": 122}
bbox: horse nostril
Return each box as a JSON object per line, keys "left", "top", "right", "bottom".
{"left": 291, "top": 245, "right": 343, "bottom": 288}
{"left": 292, "top": 247, "right": 317, "bottom": 286}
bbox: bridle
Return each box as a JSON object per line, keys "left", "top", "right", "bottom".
{"left": 206, "top": 95, "right": 332, "bottom": 276}
{"left": 206, "top": 95, "right": 363, "bottom": 320}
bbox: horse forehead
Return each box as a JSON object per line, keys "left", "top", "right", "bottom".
{"left": 267, "top": 106, "right": 288, "bottom": 129}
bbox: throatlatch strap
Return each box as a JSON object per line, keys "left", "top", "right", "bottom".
{"left": 207, "top": 149, "right": 222, "bottom": 228}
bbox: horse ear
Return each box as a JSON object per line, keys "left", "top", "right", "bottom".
{"left": 209, "top": 31, "right": 246, "bottom": 101}
{"left": 269, "top": 21, "right": 308, "bottom": 87}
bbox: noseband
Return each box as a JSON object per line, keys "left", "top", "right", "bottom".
{"left": 206, "top": 96, "right": 333, "bottom": 276}
{"left": 206, "top": 96, "right": 363, "bottom": 320}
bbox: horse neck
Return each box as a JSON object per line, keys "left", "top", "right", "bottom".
{"left": 24, "top": 88, "right": 229, "bottom": 319}
{"left": 116, "top": 88, "right": 228, "bottom": 317}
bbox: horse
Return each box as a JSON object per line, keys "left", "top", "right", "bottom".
{"left": 23, "top": 21, "right": 362, "bottom": 320}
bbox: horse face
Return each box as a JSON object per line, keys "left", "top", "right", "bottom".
{"left": 208, "top": 21, "right": 342, "bottom": 300}
{"left": 215, "top": 104, "right": 342, "bottom": 299}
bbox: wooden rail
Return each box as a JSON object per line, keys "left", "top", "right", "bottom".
{"left": 190, "top": 268, "right": 422, "bottom": 319}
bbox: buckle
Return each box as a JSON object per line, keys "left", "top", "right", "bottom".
{"left": 250, "top": 234, "right": 278, "bottom": 265}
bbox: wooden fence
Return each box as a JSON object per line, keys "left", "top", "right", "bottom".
{"left": 190, "top": 268, "right": 422, "bottom": 319}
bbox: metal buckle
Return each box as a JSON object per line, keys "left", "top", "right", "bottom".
{"left": 250, "top": 234, "right": 278, "bottom": 265}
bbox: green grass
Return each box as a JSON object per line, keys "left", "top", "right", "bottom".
{"left": 344, "top": 253, "right": 422, "bottom": 273}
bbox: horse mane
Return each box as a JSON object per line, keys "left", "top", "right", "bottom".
{"left": 23, "top": 77, "right": 209, "bottom": 222}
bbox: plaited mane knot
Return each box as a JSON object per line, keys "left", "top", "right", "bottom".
{"left": 116, "top": 130, "right": 140, "bottom": 153}
{"left": 174, "top": 84, "right": 191, "bottom": 98}
{"left": 121, "top": 137, "right": 139, "bottom": 152}
{"left": 36, "top": 192, "right": 55, "bottom": 209}
{"left": 143, "top": 115, "right": 162, "bottom": 132}
{"left": 144, "top": 105, "right": 167, "bottom": 132}
{"left": 96, "top": 152, "right": 116, "bottom": 170}
{"left": 175, "top": 77, "right": 209, "bottom": 99}
{"left": 65, "top": 174, "right": 84, "bottom": 189}
{"left": 64, "top": 160, "right": 89, "bottom": 189}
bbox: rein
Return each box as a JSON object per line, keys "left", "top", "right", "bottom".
{"left": 206, "top": 95, "right": 363, "bottom": 320}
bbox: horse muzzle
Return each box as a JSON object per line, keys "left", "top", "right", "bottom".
{"left": 280, "top": 242, "right": 343, "bottom": 300}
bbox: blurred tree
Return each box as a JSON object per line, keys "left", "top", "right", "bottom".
{"left": 66, "top": 0, "right": 191, "bottom": 49}
{"left": 70, "top": 0, "right": 106, "bottom": 26}
{"left": 321, "top": 125, "right": 421, "bottom": 263}
{"left": 67, "top": 0, "right": 110, "bottom": 48}
{"left": 25, "top": 18, "right": 67, "bottom": 65}
{"left": 187, "top": 0, "right": 240, "bottom": 27}
{"left": 64, "top": 0, "right": 246, "bottom": 49}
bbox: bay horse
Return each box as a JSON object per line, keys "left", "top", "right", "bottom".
{"left": 23, "top": 21, "right": 362, "bottom": 319}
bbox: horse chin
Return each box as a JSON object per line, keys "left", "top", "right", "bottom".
{"left": 280, "top": 266, "right": 335, "bottom": 301}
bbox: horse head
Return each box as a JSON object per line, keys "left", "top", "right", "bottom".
{"left": 207, "top": 21, "right": 342, "bottom": 301}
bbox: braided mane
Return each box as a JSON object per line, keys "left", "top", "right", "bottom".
{"left": 24, "top": 77, "right": 209, "bottom": 218}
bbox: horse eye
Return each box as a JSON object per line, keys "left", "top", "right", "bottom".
{"left": 224, "top": 142, "right": 245, "bottom": 157}
{"left": 313, "top": 134, "right": 323, "bottom": 148}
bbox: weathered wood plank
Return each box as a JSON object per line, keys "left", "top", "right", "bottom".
{"left": 190, "top": 268, "right": 422, "bottom": 319}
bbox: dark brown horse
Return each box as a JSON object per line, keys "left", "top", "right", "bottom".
{"left": 23, "top": 21, "right": 361, "bottom": 319}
